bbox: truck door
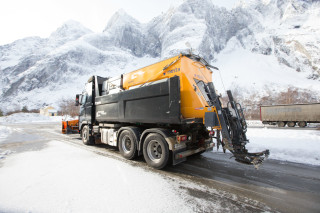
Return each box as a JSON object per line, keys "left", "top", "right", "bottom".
{"left": 79, "top": 82, "right": 93, "bottom": 125}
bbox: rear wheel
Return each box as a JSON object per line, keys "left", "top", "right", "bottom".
{"left": 82, "top": 125, "right": 94, "bottom": 145}
{"left": 119, "top": 130, "right": 138, "bottom": 160}
{"left": 143, "top": 133, "right": 169, "bottom": 169}
{"left": 298, "top": 121, "right": 307, "bottom": 128}
{"left": 287, "top": 121, "right": 296, "bottom": 127}
{"left": 278, "top": 121, "right": 286, "bottom": 127}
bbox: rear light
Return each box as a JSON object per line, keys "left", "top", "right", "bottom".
{"left": 209, "top": 130, "right": 215, "bottom": 136}
{"left": 177, "top": 135, "right": 188, "bottom": 143}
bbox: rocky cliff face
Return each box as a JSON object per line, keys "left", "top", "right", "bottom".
{"left": 0, "top": 0, "right": 319, "bottom": 112}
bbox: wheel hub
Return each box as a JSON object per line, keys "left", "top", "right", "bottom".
{"left": 122, "top": 136, "right": 132, "bottom": 153}
{"left": 147, "top": 140, "right": 162, "bottom": 163}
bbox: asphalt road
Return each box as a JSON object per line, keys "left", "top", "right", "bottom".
{"left": 1, "top": 122, "right": 319, "bottom": 212}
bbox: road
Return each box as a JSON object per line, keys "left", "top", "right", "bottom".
{"left": 1, "top": 122, "right": 320, "bottom": 212}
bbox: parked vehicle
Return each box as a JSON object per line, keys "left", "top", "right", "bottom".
{"left": 260, "top": 103, "right": 320, "bottom": 127}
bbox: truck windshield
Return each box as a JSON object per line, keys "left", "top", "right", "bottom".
{"left": 194, "top": 79, "right": 213, "bottom": 106}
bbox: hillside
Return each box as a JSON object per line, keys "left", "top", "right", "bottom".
{"left": 0, "top": 0, "right": 319, "bottom": 112}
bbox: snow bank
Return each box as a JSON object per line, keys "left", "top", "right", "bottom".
{"left": 0, "top": 113, "right": 62, "bottom": 123}
{"left": 0, "top": 141, "right": 192, "bottom": 213}
{"left": 246, "top": 120, "right": 264, "bottom": 127}
{"left": 0, "top": 126, "right": 13, "bottom": 159}
{"left": 0, "top": 149, "right": 12, "bottom": 160}
{"left": 246, "top": 128, "right": 320, "bottom": 165}
{"left": 0, "top": 126, "right": 11, "bottom": 141}
{"left": 214, "top": 128, "right": 320, "bottom": 166}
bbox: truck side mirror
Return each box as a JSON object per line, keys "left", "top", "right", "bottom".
{"left": 75, "top": 94, "right": 80, "bottom": 106}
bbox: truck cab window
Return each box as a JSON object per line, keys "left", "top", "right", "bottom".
{"left": 85, "top": 82, "right": 93, "bottom": 103}
{"left": 81, "top": 94, "right": 87, "bottom": 105}
{"left": 194, "top": 79, "right": 212, "bottom": 105}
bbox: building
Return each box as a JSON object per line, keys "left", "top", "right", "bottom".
{"left": 40, "top": 106, "right": 57, "bottom": 116}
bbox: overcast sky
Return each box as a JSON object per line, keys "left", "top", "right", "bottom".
{"left": 0, "top": 0, "right": 239, "bottom": 45}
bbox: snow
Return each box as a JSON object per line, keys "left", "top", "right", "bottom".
{"left": 0, "top": 113, "right": 62, "bottom": 124}
{"left": 213, "top": 127, "right": 320, "bottom": 166}
{"left": 0, "top": 126, "right": 12, "bottom": 159}
{"left": 0, "top": 126, "right": 11, "bottom": 141}
{"left": 213, "top": 38, "right": 320, "bottom": 95}
{"left": 0, "top": 140, "right": 192, "bottom": 213}
{"left": 246, "top": 128, "right": 320, "bottom": 165}
{"left": 0, "top": 125, "right": 13, "bottom": 160}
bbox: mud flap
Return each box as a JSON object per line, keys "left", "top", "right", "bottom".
{"left": 172, "top": 148, "right": 187, "bottom": 165}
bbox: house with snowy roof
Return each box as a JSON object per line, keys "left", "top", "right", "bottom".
{"left": 40, "top": 106, "right": 57, "bottom": 116}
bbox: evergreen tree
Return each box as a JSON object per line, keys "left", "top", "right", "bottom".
{"left": 22, "top": 106, "right": 29, "bottom": 112}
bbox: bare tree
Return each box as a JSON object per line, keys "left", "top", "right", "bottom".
{"left": 58, "top": 98, "right": 79, "bottom": 117}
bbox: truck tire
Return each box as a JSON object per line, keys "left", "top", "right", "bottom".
{"left": 278, "top": 121, "right": 286, "bottom": 127}
{"left": 287, "top": 121, "right": 296, "bottom": 127}
{"left": 119, "top": 130, "right": 138, "bottom": 160}
{"left": 82, "top": 125, "right": 94, "bottom": 145}
{"left": 143, "top": 133, "right": 169, "bottom": 170}
{"left": 298, "top": 121, "right": 307, "bottom": 128}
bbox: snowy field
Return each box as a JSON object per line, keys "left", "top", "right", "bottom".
{"left": 0, "top": 113, "right": 62, "bottom": 123}
{"left": 213, "top": 125, "right": 320, "bottom": 166}
{"left": 247, "top": 128, "right": 319, "bottom": 165}
{"left": 0, "top": 141, "right": 193, "bottom": 213}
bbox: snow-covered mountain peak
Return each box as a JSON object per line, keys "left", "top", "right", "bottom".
{"left": 50, "top": 20, "right": 92, "bottom": 41}
{"left": 104, "top": 9, "right": 141, "bottom": 32}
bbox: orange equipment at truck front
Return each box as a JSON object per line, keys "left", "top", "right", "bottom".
{"left": 62, "top": 120, "right": 79, "bottom": 134}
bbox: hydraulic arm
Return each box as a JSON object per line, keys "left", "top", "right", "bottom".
{"left": 207, "top": 83, "right": 269, "bottom": 167}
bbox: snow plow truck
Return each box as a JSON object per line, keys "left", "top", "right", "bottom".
{"left": 64, "top": 53, "right": 269, "bottom": 169}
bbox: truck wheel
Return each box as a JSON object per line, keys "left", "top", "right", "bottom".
{"left": 143, "top": 133, "right": 169, "bottom": 170}
{"left": 82, "top": 125, "right": 94, "bottom": 145}
{"left": 287, "top": 121, "right": 296, "bottom": 127}
{"left": 278, "top": 121, "right": 286, "bottom": 127}
{"left": 119, "top": 130, "right": 138, "bottom": 160}
{"left": 298, "top": 121, "right": 307, "bottom": 128}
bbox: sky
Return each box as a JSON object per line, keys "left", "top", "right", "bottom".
{"left": 0, "top": 0, "right": 239, "bottom": 45}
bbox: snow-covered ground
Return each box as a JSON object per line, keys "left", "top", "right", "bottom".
{"left": 0, "top": 113, "right": 62, "bottom": 123}
{"left": 0, "top": 113, "right": 65, "bottom": 160}
{"left": 0, "top": 140, "right": 194, "bottom": 213}
{"left": 246, "top": 128, "right": 320, "bottom": 166}
{"left": 213, "top": 126, "right": 320, "bottom": 166}
{"left": 0, "top": 126, "right": 12, "bottom": 159}
{"left": 0, "top": 126, "right": 11, "bottom": 140}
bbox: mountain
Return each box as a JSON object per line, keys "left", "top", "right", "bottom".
{"left": 0, "top": 0, "right": 319, "bottom": 112}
